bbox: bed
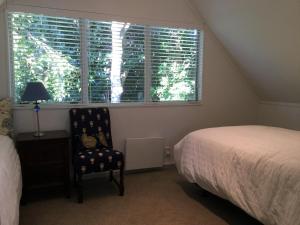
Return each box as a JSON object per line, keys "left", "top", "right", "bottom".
{"left": 0, "top": 98, "right": 22, "bottom": 225}
{"left": 0, "top": 135, "right": 22, "bottom": 225}
{"left": 174, "top": 125, "right": 300, "bottom": 225}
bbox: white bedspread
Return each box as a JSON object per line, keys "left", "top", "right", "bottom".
{"left": 174, "top": 125, "right": 300, "bottom": 225}
{"left": 0, "top": 135, "right": 22, "bottom": 225}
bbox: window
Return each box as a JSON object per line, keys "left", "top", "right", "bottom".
{"left": 8, "top": 12, "right": 81, "bottom": 103}
{"left": 8, "top": 12, "right": 203, "bottom": 104}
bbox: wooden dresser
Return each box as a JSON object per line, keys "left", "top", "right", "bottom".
{"left": 16, "top": 130, "right": 70, "bottom": 202}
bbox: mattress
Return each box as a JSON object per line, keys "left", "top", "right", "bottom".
{"left": 174, "top": 125, "right": 300, "bottom": 225}
{"left": 0, "top": 135, "right": 22, "bottom": 225}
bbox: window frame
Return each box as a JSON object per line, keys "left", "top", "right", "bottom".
{"left": 7, "top": 11, "right": 204, "bottom": 107}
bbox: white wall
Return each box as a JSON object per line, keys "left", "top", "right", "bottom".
{"left": 6, "top": 0, "right": 202, "bottom": 28}
{"left": 258, "top": 102, "right": 300, "bottom": 131}
{"left": 0, "top": 5, "right": 9, "bottom": 97}
{"left": 0, "top": 0, "right": 259, "bottom": 161}
{"left": 192, "top": 0, "right": 300, "bottom": 103}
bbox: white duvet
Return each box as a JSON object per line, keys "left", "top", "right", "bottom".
{"left": 0, "top": 135, "right": 22, "bottom": 225}
{"left": 174, "top": 125, "right": 300, "bottom": 225}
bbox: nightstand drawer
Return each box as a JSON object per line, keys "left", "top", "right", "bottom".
{"left": 19, "top": 140, "right": 67, "bottom": 164}
{"left": 26, "top": 164, "right": 65, "bottom": 186}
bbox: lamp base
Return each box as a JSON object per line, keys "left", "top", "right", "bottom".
{"left": 33, "top": 132, "right": 45, "bottom": 137}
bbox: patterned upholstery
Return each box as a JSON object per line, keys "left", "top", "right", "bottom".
{"left": 70, "top": 108, "right": 124, "bottom": 175}
{"left": 0, "top": 98, "right": 13, "bottom": 137}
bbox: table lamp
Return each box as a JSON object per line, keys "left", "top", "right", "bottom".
{"left": 21, "top": 82, "right": 51, "bottom": 137}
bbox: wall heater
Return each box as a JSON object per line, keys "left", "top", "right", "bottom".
{"left": 125, "top": 137, "right": 164, "bottom": 170}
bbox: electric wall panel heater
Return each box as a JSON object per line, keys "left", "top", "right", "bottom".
{"left": 125, "top": 137, "right": 164, "bottom": 170}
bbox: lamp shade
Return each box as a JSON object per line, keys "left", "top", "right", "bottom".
{"left": 21, "top": 82, "right": 51, "bottom": 102}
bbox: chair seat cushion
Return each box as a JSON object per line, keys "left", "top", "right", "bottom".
{"left": 75, "top": 148, "right": 123, "bottom": 174}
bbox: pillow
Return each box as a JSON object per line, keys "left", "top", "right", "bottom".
{"left": 0, "top": 98, "right": 13, "bottom": 136}
{"left": 77, "top": 127, "right": 110, "bottom": 150}
{"left": 80, "top": 128, "right": 97, "bottom": 149}
{"left": 98, "top": 130, "right": 108, "bottom": 147}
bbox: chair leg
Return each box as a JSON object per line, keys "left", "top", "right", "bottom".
{"left": 109, "top": 170, "right": 113, "bottom": 182}
{"left": 110, "top": 168, "right": 124, "bottom": 196}
{"left": 73, "top": 168, "right": 77, "bottom": 187}
{"left": 119, "top": 167, "right": 124, "bottom": 196}
{"left": 77, "top": 173, "right": 83, "bottom": 203}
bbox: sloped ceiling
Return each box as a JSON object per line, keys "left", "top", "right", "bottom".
{"left": 191, "top": 0, "right": 300, "bottom": 103}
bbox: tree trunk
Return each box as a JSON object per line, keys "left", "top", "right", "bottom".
{"left": 110, "top": 22, "right": 130, "bottom": 103}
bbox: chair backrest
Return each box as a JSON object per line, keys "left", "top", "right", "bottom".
{"left": 69, "top": 108, "right": 113, "bottom": 152}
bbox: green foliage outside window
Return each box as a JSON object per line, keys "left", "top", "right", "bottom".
{"left": 9, "top": 12, "right": 201, "bottom": 104}
{"left": 88, "top": 21, "right": 112, "bottom": 103}
{"left": 151, "top": 28, "right": 198, "bottom": 101}
{"left": 10, "top": 13, "right": 81, "bottom": 103}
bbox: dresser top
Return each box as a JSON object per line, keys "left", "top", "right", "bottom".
{"left": 16, "top": 130, "right": 69, "bottom": 142}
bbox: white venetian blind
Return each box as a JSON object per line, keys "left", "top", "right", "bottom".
{"left": 8, "top": 11, "right": 202, "bottom": 104}
{"left": 150, "top": 27, "right": 200, "bottom": 102}
{"left": 88, "top": 21, "right": 145, "bottom": 103}
{"left": 87, "top": 22, "right": 200, "bottom": 103}
{"left": 8, "top": 12, "right": 81, "bottom": 103}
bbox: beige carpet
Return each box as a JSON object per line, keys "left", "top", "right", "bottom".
{"left": 20, "top": 167, "right": 262, "bottom": 225}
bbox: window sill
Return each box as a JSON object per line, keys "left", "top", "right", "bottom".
{"left": 13, "top": 101, "right": 202, "bottom": 110}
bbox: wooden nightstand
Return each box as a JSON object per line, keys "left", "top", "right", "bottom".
{"left": 16, "top": 130, "right": 71, "bottom": 202}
